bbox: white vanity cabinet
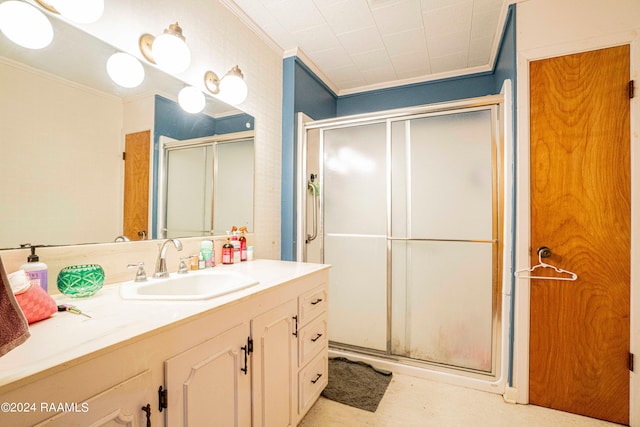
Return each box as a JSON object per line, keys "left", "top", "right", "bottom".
{"left": 0, "top": 261, "right": 329, "bottom": 427}
{"left": 164, "top": 322, "right": 252, "bottom": 426}
{"left": 295, "top": 285, "right": 329, "bottom": 421}
{"left": 251, "top": 299, "right": 298, "bottom": 426}
{"left": 34, "top": 370, "right": 155, "bottom": 427}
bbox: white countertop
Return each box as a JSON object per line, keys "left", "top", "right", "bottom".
{"left": 0, "top": 260, "right": 329, "bottom": 390}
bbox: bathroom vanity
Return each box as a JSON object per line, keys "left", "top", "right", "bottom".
{"left": 0, "top": 260, "right": 329, "bottom": 426}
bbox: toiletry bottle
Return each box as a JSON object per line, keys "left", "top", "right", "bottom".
{"left": 239, "top": 227, "right": 247, "bottom": 262}
{"left": 201, "top": 240, "right": 213, "bottom": 268}
{"left": 247, "top": 246, "right": 254, "bottom": 261}
{"left": 222, "top": 238, "right": 234, "bottom": 264}
{"left": 20, "top": 246, "right": 48, "bottom": 292}
{"left": 190, "top": 255, "right": 199, "bottom": 271}
{"left": 198, "top": 253, "right": 205, "bottom": 269}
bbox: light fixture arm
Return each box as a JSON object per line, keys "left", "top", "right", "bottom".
{"left": 139, "top": 33, "right": 156, "bottom": 64}
{"left": 34, "top": 0, "right": 58, "bottom": 14}
{"left": 204, "top": 70, "right": 221, "bottom": 95}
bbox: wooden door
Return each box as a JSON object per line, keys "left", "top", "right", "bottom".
{"left": 529, "top": 45, "right": 630, "bottom": 424}
{"left": 123, "top": 131, "right": 150, "bottom": 240}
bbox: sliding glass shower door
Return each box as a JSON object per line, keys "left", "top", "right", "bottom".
{"left": 323, "top": 123, "right": 387, "bottom": 351}
{"left": 389, "top": 111, "right": 497, "bottom": 373}
{"left": 304, "top": 102, "right": 502, "bottom": 375}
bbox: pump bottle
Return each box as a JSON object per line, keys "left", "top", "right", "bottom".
{"left": 20, "top": 246, "right": 48, "bottom": 292}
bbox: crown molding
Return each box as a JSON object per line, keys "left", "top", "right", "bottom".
{"left": 219, "top": 0, "right": 284, "bottom": 56}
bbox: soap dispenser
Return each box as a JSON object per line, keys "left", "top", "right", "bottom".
{"left": 20, "top": 246, "right": 48, "bottom": 292}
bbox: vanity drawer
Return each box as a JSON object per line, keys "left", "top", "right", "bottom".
{"left": 298, "top": 352, "right": 328, "bottom": 415}
{"left": 298, "top": 314, "right": 328, "bottom": 367}
{"left": 298, "top": 285, "right": 327, "bottom": 325}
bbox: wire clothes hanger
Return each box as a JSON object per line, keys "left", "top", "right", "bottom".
{"left": 514, "top": 246, "right": 578, "bottom": 281}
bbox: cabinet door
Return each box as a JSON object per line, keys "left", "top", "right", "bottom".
{"left": 251, "top": 299, "right": 297, "bottom": 427}
{"left": 165, "top": 322, "right": 251, "bottom": 427}
{"left": 35, "top": 370, "right": 154, "bottom": 427}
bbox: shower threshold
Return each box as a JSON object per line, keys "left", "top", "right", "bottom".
{"left": 328, "top": 343, "right": 505, "bottom": 395}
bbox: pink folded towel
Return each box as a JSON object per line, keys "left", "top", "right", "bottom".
{"left": 0, "top": 256, "right": 30, "bottom": 357}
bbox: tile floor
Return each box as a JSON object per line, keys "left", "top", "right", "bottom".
{"left": 299, "top": 373, "right": 620, "bottom": 426}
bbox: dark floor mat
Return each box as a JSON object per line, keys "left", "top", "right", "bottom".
{"left": 321, "top": 357, "right": 393, "bottom": 412}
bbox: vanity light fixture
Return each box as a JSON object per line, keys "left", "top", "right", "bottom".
{"left": 204, "top": 65, "right": 248, "bottom": 105}
{"left": 0, "top": 1, "right": 53, "bottom": 49}
{"left": 106, "top": 52, "right": 145, "bottom": 89}
{"left": 139, "top": 23, "right": 191, "bottom": 75}
{"left": 178, "top": 86, "right": 206, "bottom": 114}
{"left": 35, "top": 0, "right": 104, "bottom": 24}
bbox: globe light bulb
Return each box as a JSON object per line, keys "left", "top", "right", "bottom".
{"left": 107, "top": 53, "right": 145, "bottom": 88}
{"left": 178, "top": 86, "right": 205, "bottom": 114}
{"left": 0, "top": 1, "right": 53, "bottom": 50}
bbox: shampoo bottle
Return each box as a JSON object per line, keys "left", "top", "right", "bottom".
{"left": 20, "top": 246, "right": 48, "bottom": 292}
{"left": 239, "top": 227, "right": 247, "bottom": 262}
{"left": 222, "top": 238, "right": 234, "bottom": 264}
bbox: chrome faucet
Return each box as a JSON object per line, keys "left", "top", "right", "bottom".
{"left": 154, "top": 238, "right": 183, "bottom": 278}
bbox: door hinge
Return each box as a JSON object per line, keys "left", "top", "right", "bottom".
{"left": 630, "top": 353, "right": 635, "bottom": 372}
{"left": 158, "top": 385, "right": 168, "bottom": 412}
{"left": 122, "top": 151, "right": 126, "bottom": 161}
{"left": 630, "top": 80, "right": 635, "bottom": 99}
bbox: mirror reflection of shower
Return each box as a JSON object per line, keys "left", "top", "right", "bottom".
{"left": 158, "top": 131, "right": 255, "bottom": 239}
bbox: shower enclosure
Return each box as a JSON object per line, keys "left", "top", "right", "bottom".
{"left": 298, "top": 95, "right": 508, "bottom": 379}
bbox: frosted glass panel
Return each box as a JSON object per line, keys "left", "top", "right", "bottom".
{"left": 325, "top": 235, "right": 387, "bottom": 351}
{"left": 166, "top": 146, "right": 212, "bottom": 237}
{"left": 391, "top": 121, "right": 408, "bottom": 238}
{"left": 408, "top": 111, "right": 493, "bottom": 240}
{"left": 391, "top": 241, "right": 494, "bottom": 372}
{"left": 213, "top": 140, "right": 254, "bottom": 234}
{"left": 323, "top": 123, "right": 386, "bottom": 235}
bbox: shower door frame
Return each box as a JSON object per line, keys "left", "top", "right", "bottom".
{"left": 297, "top": 94, "right": 510, "bottom": 380}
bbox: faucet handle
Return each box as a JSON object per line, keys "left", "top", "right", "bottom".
{"left": 178, "top": 257, "right": 190, "bottom": 274}
{"left": 127, "top": 262, "right": 148, "bottom": 282}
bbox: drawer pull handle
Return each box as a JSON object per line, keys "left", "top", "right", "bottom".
{"left": 311, "top": 333, "right": 323, "bottom": 342}
{"left": 310, "top": 298, "right": 323, "bottom": 305}
{"left": 142, "top": 403, "right": 151, "bottom": 427}
{"left": 311, "top": 373, "right": 323, "bottom": 384}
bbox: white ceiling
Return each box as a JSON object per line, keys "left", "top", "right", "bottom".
{"left": 226, "top": 0, "right": 508, "bottom": 95}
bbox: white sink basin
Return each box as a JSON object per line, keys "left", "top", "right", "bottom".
{"left": 119, "top": 270, "right": 259, "bottom": 301}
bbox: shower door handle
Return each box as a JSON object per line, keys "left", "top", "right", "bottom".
{"left": 306, "top": 176, "right": 319, "bottom": 243}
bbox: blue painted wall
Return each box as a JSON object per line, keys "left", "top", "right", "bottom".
{"left": 337, "top": 73, "right": 496, "bottom": 116}
{"left": 216, "top": 113, "right": 254, "bottom": 135}
{"left": 281, "top": 57, "right": 338, "bottom": 260}
{"left": 151, "top": 95, "right": 253, "bottom": 238}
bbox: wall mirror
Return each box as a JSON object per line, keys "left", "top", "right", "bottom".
{"left": 0, "top": 12, "right": 255, "bottom": 249}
